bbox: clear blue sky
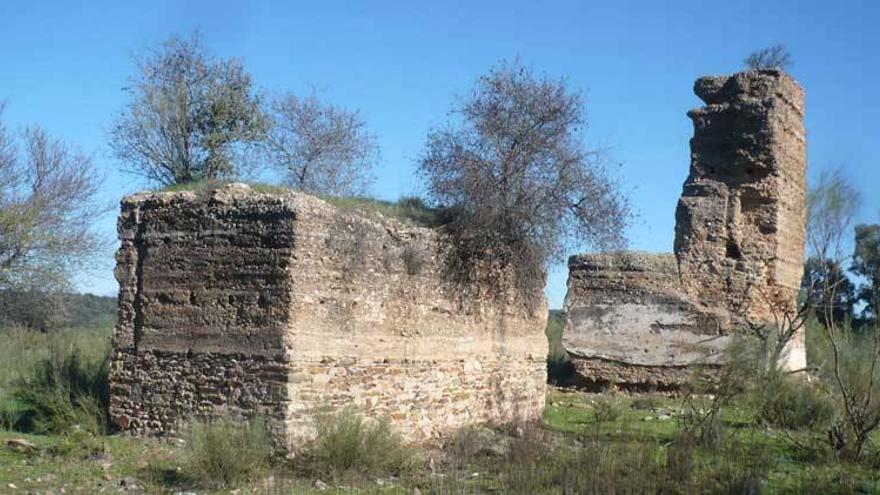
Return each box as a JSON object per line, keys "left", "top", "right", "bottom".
{"left": 1, "top": 0, "right": 878, "bottom": 308}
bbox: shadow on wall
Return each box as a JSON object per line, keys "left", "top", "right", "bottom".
{"left": 546, "top": 309, "right": 578, "bottom": 386}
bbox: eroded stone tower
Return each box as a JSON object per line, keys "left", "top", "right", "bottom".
{"left": 675, "top": 69, "right": 807, "bottom": 323}
{"left": 562, "top": 70, "right": 807, "bottom": 389}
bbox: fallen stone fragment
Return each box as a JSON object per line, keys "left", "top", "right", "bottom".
{"left": 4, "top": 438, "right": 37, "bottom": 454}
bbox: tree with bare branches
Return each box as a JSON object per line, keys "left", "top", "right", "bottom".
{"left": 803, "top": 170, "right": 880, "bottom": 460}
{"left": 0, "top": 104, "right": 106, "bottom": 328}
{"left": 744, "top": 45, "right": 793, "bottom": 71}
{"left": 418, "top": 61, "right": 630, "bottom": 292}
{"left": 110, "top": 33, "right": 267, "bottom": 186}
{"left": 265, "top": 93, "right": 377, "bottom": 196}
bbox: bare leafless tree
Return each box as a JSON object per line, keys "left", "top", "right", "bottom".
{"left": 808, "top": 170, "right": 861, "bottom": 263}
{"left": 110, "top": 33, "right": 267, "bottom": 186}
{"left": 418, "top": 60, "right": 630, "bottom": 293}
{"left": 804, "top": 170, "right": 880, "bottom": 460}
{"left": 0, "top": 104, "right": 106, "bottom": 327}
{"left": 744, "top": 44, "right": 793, "bottom": 71}
{"left": 265, "top": 93, "right": 377, "bottom": 196}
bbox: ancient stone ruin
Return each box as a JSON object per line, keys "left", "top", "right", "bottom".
{"left": 563, "top": 69, "right": 807, "bottom": 389}
{"left": 109, "top": 184, "right": 548, "bottom": 448}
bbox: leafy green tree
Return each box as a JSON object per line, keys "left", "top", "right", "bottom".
{"left": 853, "top": 223, "right": 880, "bottom": 323}
{"left": 801, "top": 257, "right": 855, "bottom": 326}
{"left": 265, "top": 93, "right": 377, "bottom": 196}
{"left": 418, "top": 60, "right": 630, "bottom": 292}
{"left": 110, "top": 33, "right": 267, "bottom": 186}
{"left": 0, "top": 104, "right": 106, "bottom": 329}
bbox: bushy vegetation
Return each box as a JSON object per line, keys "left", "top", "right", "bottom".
{"left": 180, "top": 417, "right": 274, "bottom": 488}
{"left": 322, "top": 195, "right": 440, "bottom": 227}
{"left": 297, "top": 407, "right": 417, "bottom": 481}
{"left": 0, "top": 325, "right": 112, "bottom": 435}
{"left": 158, "top": 178, "right": 288, "bottom": 195}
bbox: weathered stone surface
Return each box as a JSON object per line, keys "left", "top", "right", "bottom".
{"left": 563, "top": 70, "right": 807, "bottom": 389}
{"left": 676, "top": 69, "right": 806, "bottom": 325}
{"left": 562, "top": 252, "right": 727, "bottom": 390}
{"left": 563, "top": 252, "right": 729, "bottom": 366}
{"left": 109, "top": 185, "right": 548, "bottom": 448}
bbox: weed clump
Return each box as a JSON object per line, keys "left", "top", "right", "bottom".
{"left": 592, "top": 395, "right": 626, "bottom": 423}
{"left": 753, "top": 373, "right": 835, "bottom": 431}
{"left": 12, "top": 340, "right": 109, "bottom": 436}
{"left": 181, "top": 417, "right": 273, "bottom": 488}
{"left": 299, "top": 407, "right": 417, "bottom": 481}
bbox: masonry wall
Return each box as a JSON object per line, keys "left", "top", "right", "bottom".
{"left": 109, "top": 184, "right": 547, "bottom": 447}
{"left": 562, "top": 70, "right": 808, "bottom": 389}
{"left": 675, "top": 69, "right": 807, "bottom": 323}
{"left": 109, "top": 187, "right": 294, "bottom": 437}
{"left": 562, "top": 252, "right": 727, "bottom": 390}
{"left": 282, "top": 196, "right": 547, "bottom": 441}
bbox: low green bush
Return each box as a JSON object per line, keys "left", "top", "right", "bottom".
{"left": 299, "top": 407, "right": 417, "bottom": 481}
{"left": 0, "top": 324, "right": 112, "bottom": 433}
{"left": 181, "top": 416, "right": 273, "bottom": 488}
{"left": 12, "top": 339, "right": 109, "bottom": 435}
{"left": 753, "top": 373, "right": 835, "bottom": 431}
{"left": 592, "top": 395, "right": 626, "bottom": 423}
{"left": 323, "top": 195, "right": 440, "bottom": 227}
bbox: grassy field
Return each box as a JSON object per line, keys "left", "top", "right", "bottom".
{"left": 2, "top": 387, "right": 880, "bottom": 493}
{"left": 3, "top": 308, "right": 880, "bottom": 493}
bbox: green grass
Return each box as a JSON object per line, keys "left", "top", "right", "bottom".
{"left": 0, "top": 324, "right": 113, "bottom": 430}
{"left": 3, "top": 387, "right": 880, "bottom": 493}
{"left": 321, "top": 195, "right": 440, "bottom": 227}
{"left": 158, "top": 178, "right": 289, "bottom": 195}
{"left": 157, "top": 179, "right": 442, "bottom": 227}
{"left": 4, "top": 314, "right": 880, "bottom": 493}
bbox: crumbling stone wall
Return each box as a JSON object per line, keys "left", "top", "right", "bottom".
{"left": 563, "top": 70, "right": 807, "bottom": 389}
{"left": 675, "top": 69, "right": 807, "bottom": 323}
{"left": 109, "top": 184, "right": 547, "bottom": 448}
{"left": 563, "top": 252, "right": 728, "bottom": 390}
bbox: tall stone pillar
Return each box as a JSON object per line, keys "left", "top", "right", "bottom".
{"left": 674, "top": 69, "right": 807, "bottom": 368}
{"left": 675, "top": 70, "right": 806, "bottom": 320}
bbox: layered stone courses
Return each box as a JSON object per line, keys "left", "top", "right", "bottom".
{"left": 676, "top": 69, "right": 807, "bottom": 322}
{"left": 109, "top": 184, "right": 548, "bottom": 448}
{"left": 563, "top": 70, "right": 807, "bottom": 389}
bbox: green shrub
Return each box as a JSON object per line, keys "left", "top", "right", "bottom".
{"left": 182, "top": 417, "right": 273, "bottom": 488}
{"left": 0, "top": 324, "right": 112, "bottom": 433}
{"left": 12, "top": 339, "right": 109, "bottom": 435}
{"left": 754, "top": 373, "right": 835, "bottom": 431}
{"left": 592, "top": 395, "right": 626, "bottom": 423}
{"left": 48, "top": 425, "right": 106, "bottom": 459}
{"left": 323, "top": 195, "right": 440, "bottom": 227}
{"left": 300, "top": 407, "right": 417, "bottom": 480}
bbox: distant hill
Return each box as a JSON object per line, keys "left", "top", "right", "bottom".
{"left": 0, "top": 291, "right": 115, "bottom": 331}
{"left": 62, "top": 293, "right": 116, "bottom": 328}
